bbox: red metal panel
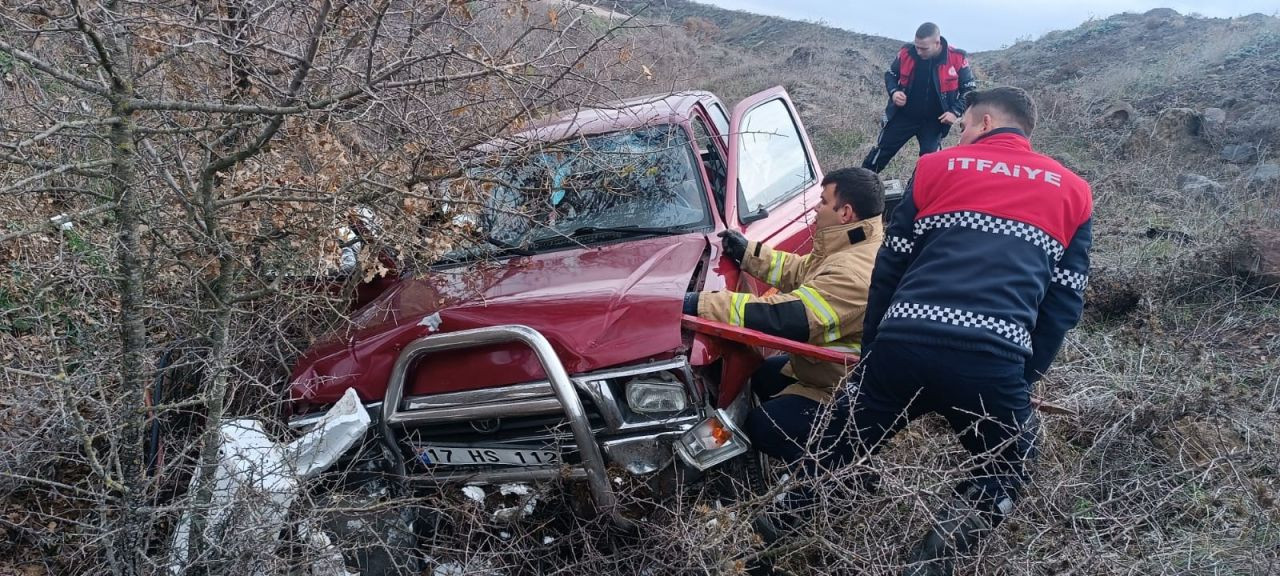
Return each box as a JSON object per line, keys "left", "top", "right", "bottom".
{"left": 289, "top": 234, "right": 708, "bottom": 406}
{"left": 681, "top": 315, "right": 857, "bottom": 364}
{"left": 681, "top": 315, "right": 1074, "bottom": 416}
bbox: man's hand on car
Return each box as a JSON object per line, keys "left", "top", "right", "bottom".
{"left": 718, "top": 230, "right": 747, "bottom": 264}
{"left": 892, "top": 90, "right": 907, "bottom": 107}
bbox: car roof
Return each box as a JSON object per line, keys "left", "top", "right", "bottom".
{"left": 483, "top": 91, "right": 720, "bottom": 150}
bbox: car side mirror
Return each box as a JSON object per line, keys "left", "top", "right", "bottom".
{"left": 740, "top": 205, "right": 769, "bottom": 224}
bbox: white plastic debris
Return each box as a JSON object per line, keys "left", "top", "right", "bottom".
{"left": 49, "top": 214, "right": 73, "bottom": 231}
{"left": 773, "top": 474, "right": 794, "bottom": 503}
{"left": 462, "top": 485, "right": 487, "bottom": 503}
{"left": 542, "top": 536, "right": 555, "bottom": 545}
{"left": 166, "top": 388, "right": 370, "bottom": 575}
{"left": 419, "top": 312, "right": 443, "bottom": 332}
{"left": 429, "top": 557, "right": 505, "bottom": 576}
{"left": 434, "top": 564, "right": 466, "bottom": 576}
{"left": 492, "top": 496, "right": 538, "bottom": 522}
{"left": 300, "top": 519, "right": 360, "bottom": 576}
{"left": 289, "top": 388, "right": 371, "bottom": 478}
{"left": 493, "top": 482, "right": 539, "bottom": 522}
{"left": 499, "top": 483, "right": 531, "bottom": 496}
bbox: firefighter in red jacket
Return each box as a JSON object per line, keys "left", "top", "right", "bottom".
{"left": 833, "top": 87, "right": 1092, "bottom": 576}
{"left": 861, "top": 22, "right": 977, "bottom": 173}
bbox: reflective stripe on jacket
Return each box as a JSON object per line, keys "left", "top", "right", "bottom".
{"left": 699, "top": 217, "right": 882, "bottom": 403}
{"left": 863, "top": 129, "right": 1092, "bottom": 386}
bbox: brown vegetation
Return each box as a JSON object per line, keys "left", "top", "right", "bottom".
{"left": 2, "top": 1, "right": 1278, "bottom": 575}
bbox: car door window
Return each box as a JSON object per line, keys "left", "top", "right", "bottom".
{"left": 736, "top": 99, "right": 815, "bottom": 215}
{"left": 708, "top": 103, "right": 730, "bottom": 147}
{"left": 691, "top": 116, "right": 727, "bottom": 213}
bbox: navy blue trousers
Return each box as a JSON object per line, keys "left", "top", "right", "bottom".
{"left": 746, "top": 344, "right": 1038, "bottom": 519}
{"left": 860, "top": 114, "right": 949, "bottom": 173}
{"left": 745, "top": 355, "right": 819, "bottom": 465}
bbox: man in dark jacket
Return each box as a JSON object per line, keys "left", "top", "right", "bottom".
{"left": 861, "top": 22, "right": 977, "bottom": 173}
{"left": 830, "top": 87, "right": 1092, "bottom": 576}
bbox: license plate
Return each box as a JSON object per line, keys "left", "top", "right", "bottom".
{"left": 418, "top": 445, "right": 560, "bottom": 467}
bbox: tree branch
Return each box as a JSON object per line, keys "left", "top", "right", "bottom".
{"left": 70, "top": 0, "right": 127, "bottom": 94}
{"left": 0, "top": 118, "right": 121, "bottom": 151}
{"left": 125, "top": 61, "right": 530, "bottom": 115}
{"left": 0, "top": 471, "right": 102, "bottom": 500}
{"left": 0, "top": 148, "right": 112, "bottom": 173}
{"left": 0, "top": 39, "right": 110, "bottom": 98}
{"left": 0, "top": 158, "right": 115, "bottom": 195}
{"left": 214, "top": 194, "right": 326, "bottom": 208}
{"left": 134, "top": 120, "right": 258, "bottom": 135}
{"left": 0, "top": 202, "right": 116, "bottom": 243}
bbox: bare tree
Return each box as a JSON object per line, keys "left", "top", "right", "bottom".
{"left": 0, "top": 1, "right": 655, "bottom": 573}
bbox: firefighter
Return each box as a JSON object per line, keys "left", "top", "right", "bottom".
{"left": 861, "top": 22, "right": 977, "bottom": 173}
{"left": 682, "top": 167, "right": 883, "bottom": 467}
{"left": 829, "top": 87, "right": 1093, "bottom": 576}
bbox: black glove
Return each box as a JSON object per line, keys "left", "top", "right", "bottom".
{"left": 682, "top": 292, "right": 700, "bottom": 316}
{"left": 718, "top": 230, "right": 747, "bottom": 265}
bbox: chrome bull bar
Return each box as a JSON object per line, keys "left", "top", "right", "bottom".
{"left": 379, "top": 325, "right": 630, "bottom": 528}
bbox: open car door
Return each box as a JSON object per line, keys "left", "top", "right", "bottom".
{"left": 725, "top": 86, "right": 825, "bottom": 260}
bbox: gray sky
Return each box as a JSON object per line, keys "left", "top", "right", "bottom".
{"left": 695, "top": 0, "right": 1280, "bottom": 51}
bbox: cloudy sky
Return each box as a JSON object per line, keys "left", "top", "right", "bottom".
{"left": 695, "top": 0, "right": 1279, "bottom": 51}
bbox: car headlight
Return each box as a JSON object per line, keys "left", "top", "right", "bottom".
{"left": 624, "top": 376, "right": 688, "bottom": 415}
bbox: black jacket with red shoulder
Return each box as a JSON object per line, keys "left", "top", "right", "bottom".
{"left": 863, "top": 128, "right": 1093, "bottom": 385}
{"left": 882, "top": 37, "right": 977, "bottom": 122}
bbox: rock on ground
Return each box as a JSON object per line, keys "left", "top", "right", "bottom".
{"left": 1245, "top": 163, "right": 1279, "bottom": 190}
{"left": 1223, "top": 226, "right": 1280, "bottom": 290}
{"left": 1220, "top": 143, "right": 1258, "bottom": 164}
{"left": 1177, "top": 173, "right": 1224, "bottom": 196}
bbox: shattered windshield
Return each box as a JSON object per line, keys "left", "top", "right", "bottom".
{"left": 441, "top": 125, "right": 709, "bottom": 260}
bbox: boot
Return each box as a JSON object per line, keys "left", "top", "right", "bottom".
{"left": 751, "top": 485, "right": 814, "bottom": 545}
{"left": 900, "top": 497, "right": 995, "bottom": 576}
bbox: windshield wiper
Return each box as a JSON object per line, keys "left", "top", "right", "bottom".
{"left": 565, "top": 225, "right": 689, "bottom": 238}
{"left": 523, "top": 224, "right": 695, "bottom": 250}
{"left": 430, "top": 235, "right": 533, "bottom": 267}
{"left": 484, "top": 235, "right": 535, "bottom": 256}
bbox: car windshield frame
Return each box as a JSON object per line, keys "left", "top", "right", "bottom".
{"left": 437, "top": 124, "right": 712, "bottom": 263}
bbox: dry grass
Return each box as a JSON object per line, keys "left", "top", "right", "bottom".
{"left": 3, "top": 3, "right": 1279, "bottom": 575}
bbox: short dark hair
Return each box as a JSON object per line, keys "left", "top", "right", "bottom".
{"left": 821, "top": 167, "right": 884, "bottom": 219}
{"left": 915, "top": 22, "right": 940, "bottom": 39}
{"left": 964, "top": 86, "right": 1037, "bottom": 134}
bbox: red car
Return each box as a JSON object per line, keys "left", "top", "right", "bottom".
{"left": 286, "top": 87, "right": 834, "bottom": 532}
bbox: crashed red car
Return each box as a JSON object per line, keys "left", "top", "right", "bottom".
{"left": 286, "top": 87, "right": 843, "bottom": 527}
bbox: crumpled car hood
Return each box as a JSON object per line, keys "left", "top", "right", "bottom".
{"left": 289, "top": 233, "right": 708, "bottom": 406}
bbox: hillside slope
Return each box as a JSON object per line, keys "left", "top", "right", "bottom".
{"left": 610, "top": 0, "right": 904, "bottom": 169}
{"left": 1, "top": 2, "right": 1277, "bottom": 574}
{"left": 615, "top": 4, "right": 1280, "bottom": 575}
{"left": 984, "top": 9, "right": 1280, "bottom": 148}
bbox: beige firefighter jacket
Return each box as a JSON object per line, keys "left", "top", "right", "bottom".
{"left": 697, "top": 217, "right": 882, "bottom": 403}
